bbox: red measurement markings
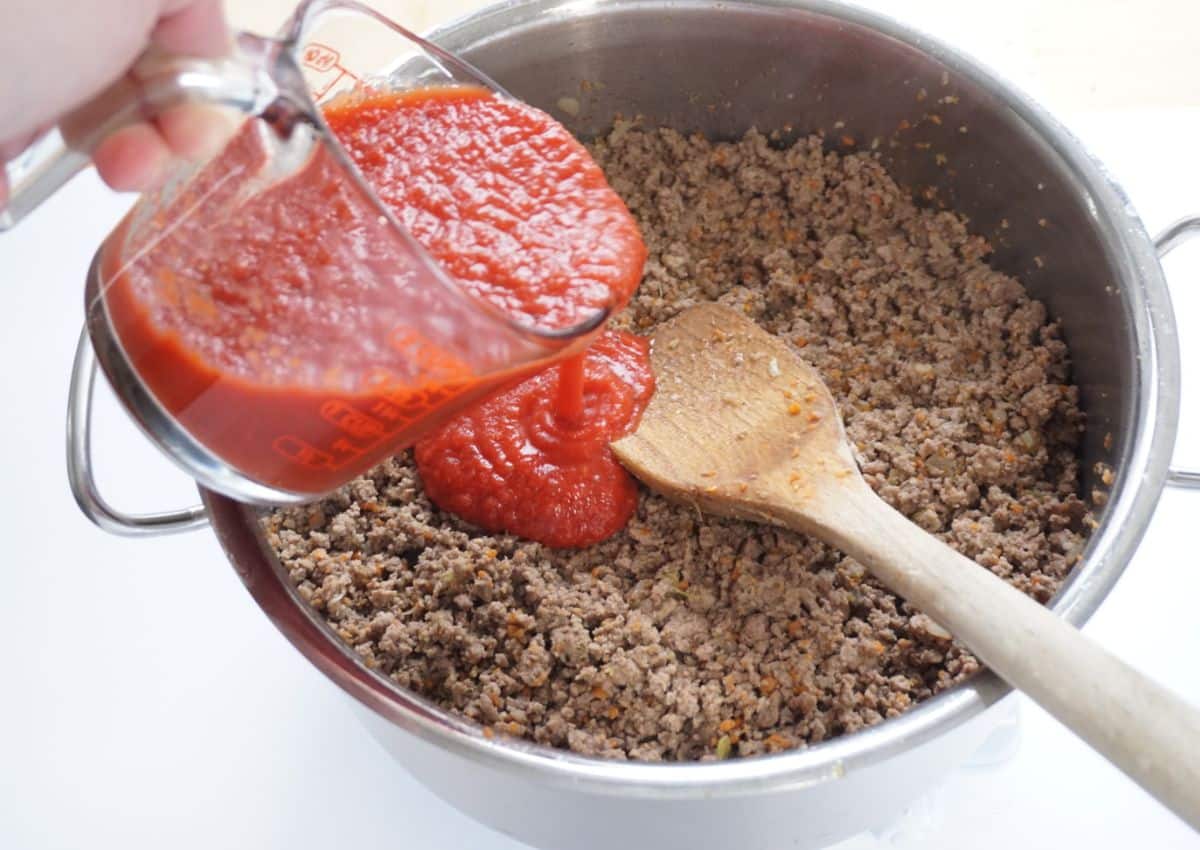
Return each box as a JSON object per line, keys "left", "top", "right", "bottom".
{"left": 267, "top": 326, "right": 474, "bottom": 472}
{"left": 301, "top": 43, "right": 362, "bottom": 100}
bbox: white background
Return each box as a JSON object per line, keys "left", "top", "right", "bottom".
{"left": 2, "top": 1, "right": 1199, "bottom": 848}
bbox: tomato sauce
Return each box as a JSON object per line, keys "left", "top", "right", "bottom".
{"left": 414, "top": 330, "right": 654, "bottom": 548}
{"left": 99, "top": 86, "right": 648, "bottom": 513}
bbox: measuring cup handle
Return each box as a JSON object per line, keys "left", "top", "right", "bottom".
{"left": 0, "top": 33, "right": 304, "bottom": 231}
{"left": 1156, "top": 215, "right": 1200, "bottom": 490}
{"left": 67, "top": 327, "right": 208, "bottom": 536}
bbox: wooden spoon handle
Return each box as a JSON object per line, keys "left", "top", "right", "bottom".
{"left": 801, "top": 479, "right": 1200, "bottom": 830}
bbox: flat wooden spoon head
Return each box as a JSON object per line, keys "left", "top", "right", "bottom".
{"left": 613, "top": 302, "right": 1200, "bottom": 831}
{"left": 612, "top": 302, "right": 861, "bottom": 535}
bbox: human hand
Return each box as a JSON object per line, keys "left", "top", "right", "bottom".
{"left": 0, "top": 0, "right": 229, "bottom": 200}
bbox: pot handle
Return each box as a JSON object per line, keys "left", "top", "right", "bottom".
{"left": 1156, "top": 216, "right": 1200, "bottom": 490}
{"left": 67, "top": 327, "right": 209, "bottom": 536}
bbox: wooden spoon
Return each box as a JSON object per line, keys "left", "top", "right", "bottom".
{"left": 612, "top": 302, "right": 1200, "bottom": 829}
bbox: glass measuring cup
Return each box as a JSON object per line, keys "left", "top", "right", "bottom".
{"left": 3, "top": 0, "right": 609, "bottom": 527}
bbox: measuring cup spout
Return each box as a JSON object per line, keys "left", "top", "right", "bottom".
{"left": 0, "top": 33, "right": 305, "bottom": 231}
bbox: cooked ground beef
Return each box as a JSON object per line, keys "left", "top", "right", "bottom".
{"left": 263, "top": 124, "right": 1090, "bottom": 762}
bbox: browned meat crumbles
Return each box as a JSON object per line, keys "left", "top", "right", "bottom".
{"left": 263, "top": 124, "right": 1091, "bottom": 762}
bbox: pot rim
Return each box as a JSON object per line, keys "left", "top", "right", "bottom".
{"left": 205, "top": 0, "right": 1182, "bottom": 800}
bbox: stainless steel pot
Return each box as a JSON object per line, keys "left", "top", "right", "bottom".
{"left": 66, "top": 1, "right": 1199, "bottom": 847}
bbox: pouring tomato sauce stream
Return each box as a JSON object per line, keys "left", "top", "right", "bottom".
{"left": 102, "top": 86, "right": 653, "bottom": 547}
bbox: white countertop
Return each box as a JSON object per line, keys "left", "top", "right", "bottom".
{"left": 1, "top": 4, "right": 1199, "bottom": 849}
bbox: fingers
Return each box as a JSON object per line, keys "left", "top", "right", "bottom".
{"left": 91, "top": 1, "right": 234, "bottom": 194}
{"left": 90, "top": 103, "right": 241, "bottom": 193}
{"left": 92, "top": 124, "right": 174, "bottom": 193}
{"left": 157, "top": 103, "right": 240, "bottom": 162}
